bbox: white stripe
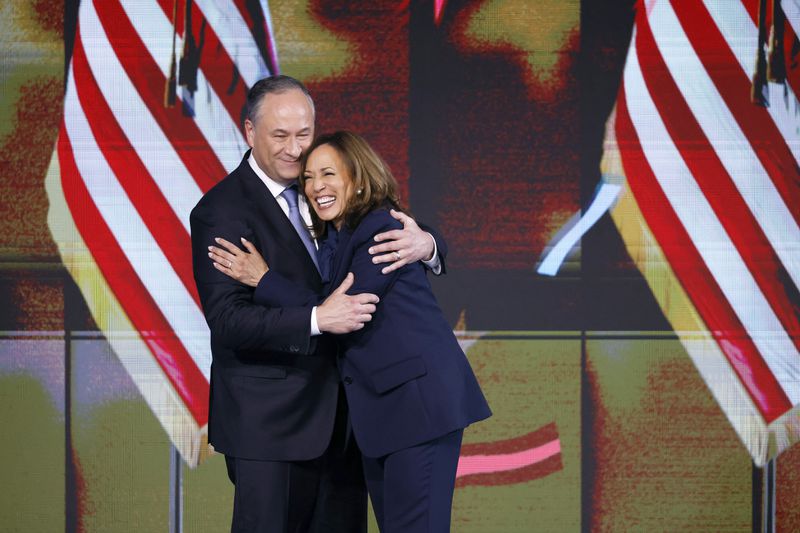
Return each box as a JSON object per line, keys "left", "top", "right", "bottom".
{"left": 538, "top": 183, "right": 621, "bottom": 276}
{"left": 80, "top": 0, "right": 202, "bottom": 232}
{"left": 650, "top": 1, "right": 800, "bottom": 289}
{"left": 781, "top": 0, "right": 800, "bottom": 41}
{"left": 703, "top": 0, "right": 800, "bottom": 165}
{"left": 623, "top": 32, "right": 800, "bottom": 403}
{"left": 261, "top": 0, "right": 280, "bottom": 69}
{"left": 64, "top": 66, "right": 212, "bottom": 381}
{"left": 194, "top": 0, "right": 270, "bottom": 87}
{"left": 119, "top": 0, "right": 246, "bottom": 173}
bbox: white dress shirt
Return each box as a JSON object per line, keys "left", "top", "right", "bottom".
{"left": 248, "top": 154, "right": 323, "bottom": 335}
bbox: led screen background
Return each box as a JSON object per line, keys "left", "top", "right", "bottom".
{"left": 1, "top": 0, "right": 799, "bottom": 530}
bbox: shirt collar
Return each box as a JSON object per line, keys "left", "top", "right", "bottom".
{"left": 248, "top": 152, "right": 296, "bottom": 199}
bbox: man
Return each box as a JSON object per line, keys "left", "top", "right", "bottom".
{"left": 190, "top": 75, "right": 444, "bottom": 532}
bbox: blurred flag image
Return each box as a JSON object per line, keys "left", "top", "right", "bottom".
{"left": 603, "top": 0, "right": 800, "bottom": 465}
{"left": 46, "top": 0, "right": 279, "bottom": 465}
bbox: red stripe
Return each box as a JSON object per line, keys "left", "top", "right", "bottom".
{"left": 615, "top": 82, "right": 792, "bottom": 422}
{"left": 675, "top": 0, "right": 800, "bottom": 229}
{"left": 93, "top": 0, "right": 225, "bottom": 193}
{"left": 740, "top": 0, "right": 800, "bottom": 98}
{"left": 58, "top": 123, "right": 208, "bottom": 425}
{"left": 155, "top": 0, "right": 250, "bottom": 129}
{"left": 72, "top": 36, "right": 201, "bottom": 309}
{"left": 456, "top": 451, "right": 562, "bottom": 488}
{"left": 231, "top": 0, "right": 279, "bottom": 75}
{"left": 460, "top": 422, "right": 560, "bottom": 455}
{"left": 742, "top": 0, "right": 765, "bottom": 26}
{"left": 636, "top": 8, "right": 800, "bottom": 349}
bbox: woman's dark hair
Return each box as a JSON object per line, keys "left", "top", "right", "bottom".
{"left": 300, "top": 131, "right": 404, "bottom": 237}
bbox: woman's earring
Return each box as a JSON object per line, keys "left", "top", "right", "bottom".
{"left": 356, "top": 188, "right": 363, "bottom": 195}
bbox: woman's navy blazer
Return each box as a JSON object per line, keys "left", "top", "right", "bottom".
{"left": 254, "top": 208, "right": 491, "bottom": 457}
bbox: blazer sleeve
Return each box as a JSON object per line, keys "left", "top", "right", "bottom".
{"left": 191, "top": 202, "right": 315, "bottom": 355}
{"left": 253, "top": 271, "right": 322, "bottom": 308}
{"left": 251, "top": 215, "right": 442, "bottom": 306}
{"left": 346, "top": 214, "right": 407, "bottom": 299}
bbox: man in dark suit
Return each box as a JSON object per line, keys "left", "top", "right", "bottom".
{"left": 190, "top": 76, "right": 443, "bottom": 532}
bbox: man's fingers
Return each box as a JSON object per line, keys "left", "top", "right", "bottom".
{"left": 389, "top": 209, "right": 410, "bottom": 225}
{"left": 372, "top": 251, "right": 403, "bottom": 265}
{"left": 352, "top": 292, "right": 379, "bottom": 305}
{"left": 381, "top": 258, "right": 409, "bottom": 274}
{"left": 368, "top": 239, "right": 404, "bottom": 255}
{"left": 333, "top": 272, "right": 355, "bottom": 294}
{"left": 355, "top": 303, "right": 377, "bottom": 315}
{"left": 372, "top": 229, "right": 406, "bottom": 244}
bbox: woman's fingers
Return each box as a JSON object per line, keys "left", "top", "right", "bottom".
{"left": 241, "top": 237, "right": 257, "bottom": 254}
{"left": 214, "top": 237, "right": 240, "bottom": 255}
{"left": 208, "top": 246, "right": 235, "bottom": 265}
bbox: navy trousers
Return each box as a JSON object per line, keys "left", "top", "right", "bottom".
{"left": 224, "top": 388, "right": 366, "bottom": 533}
{"left": 361, "top": 429, "right": 464, "bottom": 533}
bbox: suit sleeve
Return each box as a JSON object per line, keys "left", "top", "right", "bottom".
{"left": 191, "top": 203, "right": 315, "bottom": 355}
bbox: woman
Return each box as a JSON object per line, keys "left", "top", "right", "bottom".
{"left": 209, "top": 131, "right": 491, "bottom": 532}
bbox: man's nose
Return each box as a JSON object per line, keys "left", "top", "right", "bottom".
{"left": 286, "top": 137, "right": 302, "bottom": 157}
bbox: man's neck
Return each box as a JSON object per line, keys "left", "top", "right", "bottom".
{"left": 247, "top": 153, "right": 297, "bottom": 196}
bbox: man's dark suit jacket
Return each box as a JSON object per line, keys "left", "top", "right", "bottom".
{"left": 190, "top": 152, "right": 340, "bottom": 461}
{"left": 254, "top": 208, "right": 492, "bottom": 458}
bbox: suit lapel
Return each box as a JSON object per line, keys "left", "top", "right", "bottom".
{"left": 329, "top": 224, "right": 354, "bottom": 290}
{"left": 236, "top": 155, "right": 321, "bottom": 281}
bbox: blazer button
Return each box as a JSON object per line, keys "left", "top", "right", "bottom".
{"left": 343, "top": 376, "right": 353, "bottom": 385}
{"left": 289, "top": 345, "right": 300, "bottom": 353}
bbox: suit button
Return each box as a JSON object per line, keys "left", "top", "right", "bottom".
{"left": 343, "top": 376, "right": 353, "bottom": 385}
{"left": 289, "top": 345, "right": 300, "bottom": 353}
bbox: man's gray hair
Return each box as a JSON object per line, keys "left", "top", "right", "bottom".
{"left": 246, "top": 75, "right": 315, "bottom": 123}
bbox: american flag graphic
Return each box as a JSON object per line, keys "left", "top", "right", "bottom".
{"left": 47, "top": 0, "right": 278, "bottom": 466}
{"left": 604, "top": 0, "right": 800, "bottom": 465}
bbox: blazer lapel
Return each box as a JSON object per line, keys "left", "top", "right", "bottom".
{"left": 236, "top": 155, "right": 321, "bottom": 280}
{"left": 328, "top": 224, "right": 354, "bottom": 290}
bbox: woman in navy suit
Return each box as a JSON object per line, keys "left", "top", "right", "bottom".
{"left": 210, "top": 131, "right": 491, "bottom": 532}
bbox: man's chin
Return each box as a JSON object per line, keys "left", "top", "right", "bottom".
{"left": 278, "top": 164, "right": 301, "bottom": 180}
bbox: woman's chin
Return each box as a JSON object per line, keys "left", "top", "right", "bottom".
{"left": 315, "top": 210, "right": 344, "bottom": 225}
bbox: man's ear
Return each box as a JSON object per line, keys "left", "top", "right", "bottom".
{"left": 244, "top": 119, "right": 255, "bottom": 148}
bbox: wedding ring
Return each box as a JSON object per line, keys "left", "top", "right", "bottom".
{"left": 228, "top": 260, "right": 232, "bottom": 268}
{"left": 394, "top": 252, "right": 400, "bottom": 260}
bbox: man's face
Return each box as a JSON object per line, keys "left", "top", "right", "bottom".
{"left": 244, "top": 89, "right": 314, "bottom": 186}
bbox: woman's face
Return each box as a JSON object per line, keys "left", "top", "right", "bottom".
{"left": 303, "top": 143, "right": 355, "bottom": 228}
